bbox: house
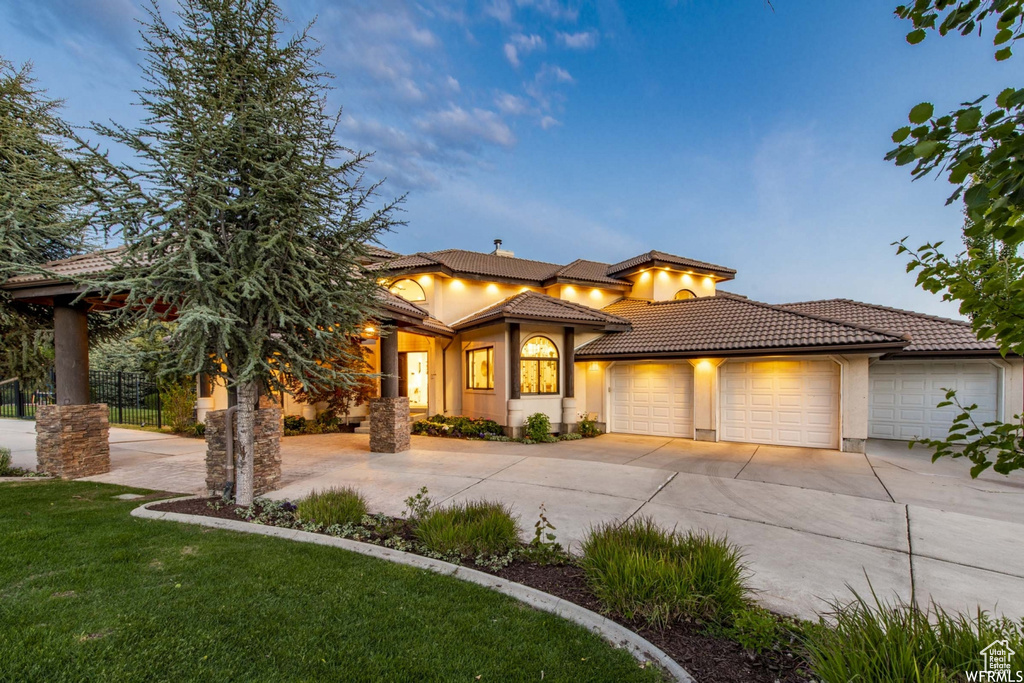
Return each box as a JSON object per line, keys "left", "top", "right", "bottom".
{"left": 6, "top": 241, "right": 1021, "bottom": 454}
{"left": 201, "top": 240, "right": 1021, "bottom": 453}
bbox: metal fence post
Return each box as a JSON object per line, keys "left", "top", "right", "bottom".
{"left": 117, "top": 371, "right": 124, "bottom": 425}
{"left": 15, "top": 380, "right": 24, "bottom": 419}
{"left": 156, "top": 385, "right": 162, "bottom": 429}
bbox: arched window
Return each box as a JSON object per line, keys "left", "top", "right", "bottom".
{"left": 521, "top": 336, "right": 559, "bottom": 395}
{"left": 674, "top": 289, "right": 696, "bottom": 300}
{"left": 389, "top": 278, "right": 426, "bottom": 303}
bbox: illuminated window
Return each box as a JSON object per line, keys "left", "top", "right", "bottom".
{"left": 198, "top": 374, "right": 214, "bottom": 398}
{"left": 674, "top": 289, "right": 696, "bottom": 300}
{"left": 520, "top": 336, "right": 559, "bottom": 395}
{"left": 389, "top": 278, "right": 426, "bottom": 302}
{"left": 467, "top": 347, "right": 494, "bottom": 390}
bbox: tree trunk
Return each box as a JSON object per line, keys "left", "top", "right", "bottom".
{"left": 234, "top": 380, "right": 258, "bottom": 506}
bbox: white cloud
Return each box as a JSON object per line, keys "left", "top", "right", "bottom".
{"left": 445, "top": 75, "right": 461, "bottom": 92}
{"left": 484, "top": 0, "right": 514, "bottom": 24}
{"left": 536, "top": 63, "right": 574, "bottom": 83}
{"left": 539, "top": 115, "right": 560, "bottom": 129}
{"left": 503, "top": 33, "right": 544, "bottom": 67}
{"left": 495, "top": 92, "right": 531, "bottom": 115}
{"left": 557, "top": 30, "right": 598, "bottom": 49}
{"left": 515, "top": 0, "right": 579, "bottom": 22}
{"left": 416, "top": 105, "right": 516, "bottom": 149}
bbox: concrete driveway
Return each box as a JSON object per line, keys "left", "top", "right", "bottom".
{"left": 4, "top": 418, "right": 1024, "bottom": 622}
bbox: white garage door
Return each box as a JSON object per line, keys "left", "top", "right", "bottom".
{"left": 869, "top": 360, "right": 1000, "bottom": 440}
{"left": 610, "top": 363, "right": 694, "bottom": 437}
{"left": 720, "top": 359, "right": 840, "bottom": 449}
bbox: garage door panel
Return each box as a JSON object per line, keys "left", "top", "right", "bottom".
{"left": 869, "top": 361, "right": 999, "bottom": 440}
{"left": 610, "top": 363, "right": 693, "bottom": 438}
{"left": 720, "top": 360, "right": 840, "bottom": 448}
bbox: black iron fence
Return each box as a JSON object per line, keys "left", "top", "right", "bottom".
{"left": 0, "top": 371, "right": 162, "bottom": 428}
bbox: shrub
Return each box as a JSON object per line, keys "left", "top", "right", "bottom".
{"left": 524, "top": 412, "right": 552, "bottom": 441}
{"left": 802, "top": 587, "right": 1024, "bottom": 683}
{"left": 558, "top": 432, "right": 582, "bottom": 441}
{"left": 580, "top": 517, "right": 749, "bottom": 628}
{"left": 162, "top": 381, "right": 197, "bottom": 433}
{"left": 295, "top": 487, "right": 368, "bottom": 527}
{"left": 411, "top": 415, "right": 504, "bottom": 439}
{"left": 403, "top": 486, "right": 432, "bottom": 520}
{"left": 578, "top": 412, "right": 601, "bottom": 438}
{"left": 0, "top": 447, "right": 11, "bottom": 475}
{"left": 416, "top": 500, "right": 521, "bottom": 558}
{"left": 284, "top": 415, "right": 307, "bottom": 432}
{"left": 720, "top": 605, "right": 784, "bottom": 653}
{"left": 190, "top": 421, "right": 206, "bottom": 438}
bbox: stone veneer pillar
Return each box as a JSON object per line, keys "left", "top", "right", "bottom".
{"left": 369, "top": 396, "right": 410, "bottom": 453}
{"left": 205, "top": 407, "right": 282, "bottom": 497}
{"left": 35, "top": 404, "right": 110, "bottom": 478}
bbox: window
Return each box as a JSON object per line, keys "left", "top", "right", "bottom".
{"left": 520, "top": 336, "right": 559, "bottom": 395}
{"left": 467, "top": 347, "right": 494, "bottom": 390}
{"left": 198, "top": 373, "right": 214, "bottom": 398}
{"left": 674, "top": 289, "right": 696, "bottom": 300}
{"left": 389, "top": 278, "right": 426, "bottom": 303}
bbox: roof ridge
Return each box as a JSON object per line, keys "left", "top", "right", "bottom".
{"left": 447, "top": 293, "right": 524, "bottom": 327}
{"left": 744, "top": 297, "right": 908, "bottom": 342}
{"left": 782, "top": 298, "right": 973, "bottom": 329}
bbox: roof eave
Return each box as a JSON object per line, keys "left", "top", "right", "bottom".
{"left": 880, "top": 349, "right": 1012, "bottom": 359}
{"left": 575, "top": 341, "right": 909, "bottom": 362}
{"left": 606, "top": 259, "right": 737, "bottom": 281}
{"left": 540, "top": 275, "right": 632, "bottom": 291}
{"left": 453, "top": 314, "right": 631, "bottom": 334}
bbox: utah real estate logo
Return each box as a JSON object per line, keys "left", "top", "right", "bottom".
{"left": 967, "top": 640, "right": 1022, "bottom": 682}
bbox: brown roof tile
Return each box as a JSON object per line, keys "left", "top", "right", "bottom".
{"left": 575, "top": 296, "right": 906, "bottom": 358}
{"left": 548, "top": 259, "right": 624, "bottom": 286}
{"left": 451, "top": 291, "right": 631, "bottom": 330}
{"left": 779, "top": 299, "right": 999, "bottom": 354}
{"left": 3, "top": 248, "right": 125, "bottom": 287}
{"left": 605, "top": 250, "right": 736, "bottom": 279}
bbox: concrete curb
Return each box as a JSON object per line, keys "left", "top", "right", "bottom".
{"left": 132, "top": 498, "right": 695, "bottom": 683}
{"left": 0, "top": 476, "right": 53, "bottom": 482}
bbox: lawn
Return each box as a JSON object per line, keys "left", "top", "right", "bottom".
{"left": 0, "top": 481, "right": 663, "bottom": 682}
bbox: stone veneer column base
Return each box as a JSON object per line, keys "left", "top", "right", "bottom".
{"left": 35, "top": 404, "right": 110, "bottom": 479}
{"left": 369, "top": 397, "right": 410, "bottom": 453}
{"left": 205, "top": 407, "right": 282, "bottom": 497}
{"left": 842, "top": 437, "right": 867, "bottom": 454}
{"left": 694, "top": 428, "right": 717, "bottom": 442}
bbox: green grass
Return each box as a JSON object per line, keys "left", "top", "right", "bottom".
{"left": 580, "top": 517, "right": 750, "bottom": 628}
{"left": 416, "top": 500, "right": 522, "bottom": 557}
{"left": 802, "top": 587, "right": 1024, "bottom": 683}
{"left": 0, "top": 481, "right": 663, "bottom": 682}
{"left": 295, "top": 486, "right": 369, "bottom": 527}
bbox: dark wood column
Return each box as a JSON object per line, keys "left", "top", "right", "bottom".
{"left": 509, "top": 323, "right": 521, "bottom": 400}
{"left": 564, "top": 326, "right": 575, "bottom": 399}
{"left": 53, "top": 295, "right": 90, "bottom": 405}
{"left": 380, "top": 328, "right": 400, "bottom": 398}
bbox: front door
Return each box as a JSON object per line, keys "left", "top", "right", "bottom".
{"left": 398, "top": 351, "right": 429, "bottom": 408}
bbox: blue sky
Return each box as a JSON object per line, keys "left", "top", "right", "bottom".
{"left": 1, "top": 0, "right": 1013, "bottom": 316}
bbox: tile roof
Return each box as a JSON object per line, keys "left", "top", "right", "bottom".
{"left": 549, "top": 259, "right": 624, "bottom": 285}
{"left": 3, "top": 248, "right": 125, "bottom": 287}
{"left": 376, "top": 288, "right": 430, "bottom": 319}
{"left": 365, "top": 245, "right": 401, "bottom": 260}
{"left": 778, "top": 299, "right": 999, "bottom": 354}
{"left": 451, "top": 290, "right": 631, "bottom": 330}
{"left": 605, "top": 250, "right": 737, "bottom": 279}
{"left": 575, "top": 296, "right": 907, "bottom": 358}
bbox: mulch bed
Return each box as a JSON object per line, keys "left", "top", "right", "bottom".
{"left": 149, "top": 496, "right": 812, "bottom": 683}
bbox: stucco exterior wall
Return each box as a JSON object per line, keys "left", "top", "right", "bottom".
{"left": 997, "top": 357, "right": 1024, "bottom": 420}
{"left": 838, "top": 354, "right": 871, "bottom": 452}
{"left": 623, "top": 269, "right": 717, "bottom": 301}
{"left": 689, "top": 358, "right": 725, "bottom": 441}
{"left": 459, "top": 325, "right": 507, "bottom": 423}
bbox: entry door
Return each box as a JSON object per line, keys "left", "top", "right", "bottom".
{"left": 610, "top": 363, "right": 694, "bottom": 437}
{"left": 405, "top": 351, "right": 429, "bottom": 408}
{"left": 720, "top": 359, "right": 840, "bottom": 448}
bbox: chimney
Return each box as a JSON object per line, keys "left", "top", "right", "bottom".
{"left": 492, "top": 238, "right": 514, "bottom": 258}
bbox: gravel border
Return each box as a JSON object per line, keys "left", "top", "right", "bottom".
{"left": 132, "top": 497, "right": 695, "bottom": 683}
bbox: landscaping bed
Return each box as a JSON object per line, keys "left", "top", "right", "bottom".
{"left": 151, "top": 495, "right": 813, "bottom": 683}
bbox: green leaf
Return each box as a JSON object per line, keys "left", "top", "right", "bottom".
{"left": 913, "top": 140, "right": 939, "bottom": 158}
{"left": 906, "top": 28, "right": 927, "bottom": 44}
{"left": 996, "top": 87, "right": 1017, "bottom": 108}
{"left": 964, "top": 184, "right": 990, "bottom": 208}
{"left": 955, "top": 108, "right": 982, "bottom": 132}
{"left": 995, "top": 47, "right": 1013, "bottom": 61}
{"left": 994, "top": 28, "right": 1013, "bottom": 45}
{"left": 908, "top": 102, "right": 934, "bottom": 124}
{"left": 891, "top": 126, "right": 912, "bottom": 143}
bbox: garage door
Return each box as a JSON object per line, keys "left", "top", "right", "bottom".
{"left": 720, "top": 359, "right": 840, "bottom": 448}
{"left": 610, "top": 363, "right": 694, "bottom": 437}
{"left": 869, "top": 360, "right": 999, "bottom": 440}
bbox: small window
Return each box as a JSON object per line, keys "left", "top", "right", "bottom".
{"left": 389, "top": 278, "right": 426, "bottom": 303}
{"left": 467, "top": 347, "right": 494, "bottom": 390}
{"left": 674, "top": 289, "right": 696, "bottom": 300}
{"left": 521, "top": 336, "right": 559, "bottom": 395}
{"left": 199, "top": 373, "right": 214, "bottom": 398}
